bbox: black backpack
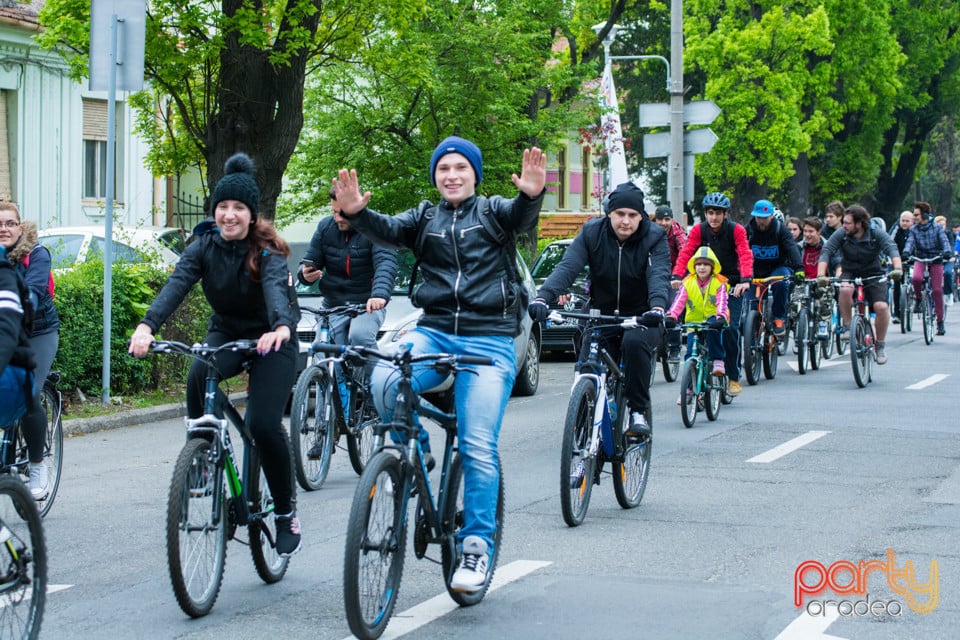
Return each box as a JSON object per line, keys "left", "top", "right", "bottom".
{"left": 409, "top": 196, "right": 529, "bottom": 336}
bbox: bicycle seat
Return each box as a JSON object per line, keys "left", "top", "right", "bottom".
{"left": 421, "top": 375, "right": 455, "bottom": 413}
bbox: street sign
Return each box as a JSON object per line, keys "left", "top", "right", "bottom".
{"left": 643, "top": 128, "right": 718, "bottom": 158}
{"left": 638, "top": 100, "right": 721, "bottom": 128}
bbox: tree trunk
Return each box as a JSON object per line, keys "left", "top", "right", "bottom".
{"left": 787, "top": 154, "right": 811, "bottom": 219}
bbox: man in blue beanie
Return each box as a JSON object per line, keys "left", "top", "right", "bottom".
{"left": 334, "top": 138, "right": 546, "bottom": 594}
{"left": 531, "top": 181, "right": 670, "bottom": 441}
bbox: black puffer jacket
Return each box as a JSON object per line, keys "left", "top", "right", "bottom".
{"left": 296, "top": 217, "right": 397, "bottom": 306}
{"left": 348, "top": 191, "right": 543, "bottom": 336}
{"left": 538, "top": 214, "right": 671, "bottom": 315}
{"left": 142, "top": 225, "right": 299, "bottom": 338}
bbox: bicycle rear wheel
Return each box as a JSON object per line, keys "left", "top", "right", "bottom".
{"left": 249, "top": 451, "right": 290, "bottom": 583}
{"left": 679, "top": 359, "right": 698, "bottom": 428}
{"left": 16, "top": 383, "right": 63, "bottom": 518}
{"left": 344, "top": 451, "right": 407, "bottom": 640}
{"left": 613, "top": 407, "right": 651, "bottom": 508}
{"left": 347, "top": 377, "right": 378, "bottom": 474}
{"left": 796, "top": 309, "right": 809, "bottom": 375}
{"left": 289, "top": 365, "right": 335, "bottom": 491}
{"left": 922, "top": 292, "right": 934, "bottom": 345}
{"left": 809, "top": 315, "right": 822, "bottom": 371}
{"left": 442, "top": 454, "right": 505, "bottom": 605}
{"left": 560, "top": 378, "right": 597, "bottom": 527}
{"left": 899, "top": 284, "right": 910, "bottom": 333}
{"left": 166, "top": 437, "right": 227, "bottom": 618}
{"left": 0, "top": 476, "right": 46, "bottom": 640}
{"left": 850, "top": 315, "right": 871, "bottom": 388}
{"left": 660, "top": 351, "right": 679, "bottom": 382}
{"left": 742, "top": 310, "right": 762, "bottom": 385}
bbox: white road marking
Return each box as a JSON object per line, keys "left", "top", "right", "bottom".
{"left": 0, "top": 584, "right": 72, "bottom": 609}
{"left": 784, "top": 357, "right": 847, "bottom": 372}
{"left": 774, "top": 608, "right": 845, "bottom": 640}
{"left": 343, "top": 560, "right": 552, "bottom": 640}
{"left": 747, "top": 431, "right": 831, "bottom": 464}
{"left": 906, "top": 374, "right": 950, "bottom": 390}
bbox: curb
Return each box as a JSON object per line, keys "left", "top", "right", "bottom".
{"left": 63, "top": 393, "right": 247, "bottom": 437}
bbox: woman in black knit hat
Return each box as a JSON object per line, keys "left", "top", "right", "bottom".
{"left": 129, "top": 152, "right": 303, "bottom": 556}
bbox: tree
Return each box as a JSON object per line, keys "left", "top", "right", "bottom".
{"left": 280, "top": 1, "right": 618, "bottom": 228}
{"left": 37, "top": 0, "right": 419, "bottom": 221}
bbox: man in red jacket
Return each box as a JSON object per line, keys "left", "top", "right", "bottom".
{"left": 672, "top": 192, "right": 753, "bottom": 396}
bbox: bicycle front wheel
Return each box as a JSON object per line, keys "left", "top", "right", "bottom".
{"left": 442, "top": 454, "right": 505, "bottom": 606}
{"left": 661, "top": 352, "right": 679, "bottom": 382}
{"left": 344, "top": 451, "right": 407, "bottom": 640}
{"left": 899, "top": 284, "right": 910, "bottom": 333}
{"left": 0, "top": 476, "right": 46, "bottom": 640}
{"left": 613, "top": 407, "right": 651, "bottom": 508}
{"left": 809, "top": 316, "right": 822, "bottom": 371}
{"left": 922, "top": 292, "right": 934, "bottom": 345}
{"left": 289, "top": 365, "right": 335, "bottom": 491}
{"left": 249, "top": 451, "right": 290, "bottom": 583}
{"left": 166, "top": 437, "right": 227, "bottom": 618}
{"left": 704, "top": 373, "right": 722, "bottom": 421}
{"left": 679, "top": 359, "right": 698, "bottom": 428}
{"left": 796, "top": 309, "right": 808, "bottom": 375}
{"left": 560, "top": 378, "right": 597, "bottom": 527}
{"left": 850, "top": 315, "right": 871, "bottom": 388}
{"left": 762, "top": 330, "right": 779, "bottom": 380}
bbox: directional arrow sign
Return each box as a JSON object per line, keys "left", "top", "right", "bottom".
{"left": 643, "top": 128, "right": 719, "bottom": 158}
{"left": 638, "top": 100, "right": 721, "bottom": 128}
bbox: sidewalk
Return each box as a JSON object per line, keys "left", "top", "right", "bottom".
{"left": 63, "top": 393, "right": 247, "bottom": 437}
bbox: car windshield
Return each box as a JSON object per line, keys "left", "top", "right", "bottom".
{"left": 531, "top": 243, "right": 569, "bottom": 280}
{"left": 40, "top": 234, "right": 84, "bottom": 269}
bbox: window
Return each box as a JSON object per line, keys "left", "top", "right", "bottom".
{"left": 82, "top": 98, "right": 123, "bottom": 201}
{"left": 581, "top": 147, "right": 592, "bottom": 210}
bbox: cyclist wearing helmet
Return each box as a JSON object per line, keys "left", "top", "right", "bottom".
{"left": 672, "top": 192, "right": 753, "bottom": 397}
{"left": 745, "top": 199, "right": 803, "bottom": 337}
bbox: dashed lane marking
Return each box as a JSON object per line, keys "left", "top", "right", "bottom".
{"left": 747, "top": 431, "right": 831, "bottom": 464}
{"left": 906, "top": 374, "right": 950, "bottom": 390}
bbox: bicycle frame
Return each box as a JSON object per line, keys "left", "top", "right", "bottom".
{"left": 744, "top": 275, "right": 789, "bottom": 334}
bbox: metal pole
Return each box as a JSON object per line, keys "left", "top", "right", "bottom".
{"left": 669, "top": 0, "right": 685, "bottom": 218}
{"left": 101, "top": 14, "right": 122, "bottom": 404}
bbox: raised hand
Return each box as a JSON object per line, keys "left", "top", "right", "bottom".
{"left": 511, "top": 147, "right": 547, "bottom": 198}
{"left": 332, "top": 169, "right": 372, "bottom": 216}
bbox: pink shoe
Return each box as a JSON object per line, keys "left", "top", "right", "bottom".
{"left": 711, "top": 360, "right": 725, "bottom": 376}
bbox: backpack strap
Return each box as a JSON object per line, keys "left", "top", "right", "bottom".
{"left": 474, "top": 196, "right": 522, "bottom": 283}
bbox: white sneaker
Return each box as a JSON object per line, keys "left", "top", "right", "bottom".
{"left": 29, "top": 463, "right": 49, "bottom": 501}
{"left": 450, "top": 536, "right": 489, "bottom": 592}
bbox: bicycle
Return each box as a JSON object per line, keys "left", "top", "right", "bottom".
{"left": 898, "top": 271, "right": 913, "bottom": 333}
{"left": 332, "top": 342, "right": 502, "bottom": 640}
{"left": 793, "top": 280, "right": 823, "bottom": 375}
{"left": 907, "top": 257, "right": 940, "bottom": 345}
{"left": 1, "top": 372, "right": 63, "bottom": 518}
{"left": 831, "top": 274, "right": 887, "bottom": 388}
{"left": 0, "top": 473, "right": 47, "bottom": 639}
{"left": 150, "top": 339, "right": 291, "bottom": 618}
{"left": 741, "top": 275, "right": 790, "bottom": 385}
{"left": 289, "top": 304, "right": 377, "bottom": 490}
{"left": 653, "top": 322, "right": 681, "bottom": 383}
{"left": 678, "top": 321, "right": 726, "bottom": 428}
{"left": 549, "top": 309, "right": 652, "bottom": 526}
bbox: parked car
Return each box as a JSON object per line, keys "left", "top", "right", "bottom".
{"left": 529, "top": 238, "right": 590, "bottom": 353}
{"left": 37, "top": 225, "right": 186, "bottom": 270}
{"left": 284, "top": 219, "right": 541, "bottom": 396}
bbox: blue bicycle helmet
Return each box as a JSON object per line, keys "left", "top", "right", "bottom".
{"left": 702, "top": 192, "right": 730, "bottom": 209}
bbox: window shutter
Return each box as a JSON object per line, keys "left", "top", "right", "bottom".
{"left": 82, "top": 98, "right": 108, "bottom": 141}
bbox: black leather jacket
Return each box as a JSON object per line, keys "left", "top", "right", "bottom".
{"left": 348, "top": 191, "right": 543, "bottom": 336}
{"left": 142, "top": 226, "right": 299, "bottom": 338}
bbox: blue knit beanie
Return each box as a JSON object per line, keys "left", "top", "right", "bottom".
{"left": 429, "top": 136, "right": 483, "bottom": 186}
{"left": 211, "top": 153, "right": 260, "bottom": 219}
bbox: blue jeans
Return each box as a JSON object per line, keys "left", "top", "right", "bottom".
{"left": 371, "top": 326, "right": 517, "bottom": 548}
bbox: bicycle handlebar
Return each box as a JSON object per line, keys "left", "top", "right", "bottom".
{"left": 147, "top": 339, "right": 261, "bottom": 358}
{"left": 313, "top": 342, "right": 495, "bottom": 368}
{"left": 547, "top": 309, "right": 642, "bottom": 328}
{"left": 299, "top": 303, "right": 367, "bottom": 318}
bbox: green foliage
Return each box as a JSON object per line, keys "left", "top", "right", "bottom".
{"left": 52, "top": 261, "right": 211, "bottom": 398}
{"left": 279, "top": 0, "right": 594, "bottom": 225}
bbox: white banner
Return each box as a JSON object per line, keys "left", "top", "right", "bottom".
{"left": 598, "top": 64, "right": 629, "bottom": 190}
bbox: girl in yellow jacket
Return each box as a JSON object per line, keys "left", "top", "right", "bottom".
{"left": 666, "top": 246, "right": 729, "bottom": 376}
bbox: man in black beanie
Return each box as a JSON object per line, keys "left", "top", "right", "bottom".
{"left": 531, "top": 181, "right": 670, "bottom": 439}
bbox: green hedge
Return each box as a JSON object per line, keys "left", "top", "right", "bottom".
{"left": 52, "top": 260, "right": 210, "bottom": 398}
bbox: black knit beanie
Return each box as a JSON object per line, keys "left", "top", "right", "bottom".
{"left": 211, "top": 153, "right": 260, "bottom": 219}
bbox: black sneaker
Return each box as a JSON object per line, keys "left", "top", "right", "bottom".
{"left": 306, "top": 441, "right": 325, "bottom": 460}
{"left": 275, "top": 513, "right": 302, "bottom": 557}
{"left": 937, "top": 321, "right": 946, "bottom": 336}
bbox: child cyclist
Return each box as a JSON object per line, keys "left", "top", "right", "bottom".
{"left": 666, "top": 247, "right": 729, "bottom": 403}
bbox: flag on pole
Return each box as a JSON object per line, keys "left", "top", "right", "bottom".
{"left": 598, "top": 63, "right": 629, "bottom": 191}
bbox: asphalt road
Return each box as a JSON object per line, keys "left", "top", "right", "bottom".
{"left": 40, "top": 311, "right": 960, "bottom": 639}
